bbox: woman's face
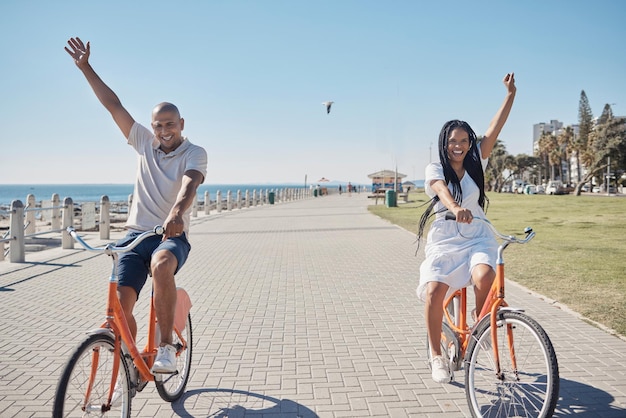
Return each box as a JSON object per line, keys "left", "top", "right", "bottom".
{"left": 446, "top": 128, "right": 471, "bottom": 165}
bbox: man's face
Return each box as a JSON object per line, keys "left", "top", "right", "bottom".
{"left": 151, "top": 110, "right": 185, "bottom": 153}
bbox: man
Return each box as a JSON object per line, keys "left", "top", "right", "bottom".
{"left": 65, "top": 37, "right": 207, "bottom": 373}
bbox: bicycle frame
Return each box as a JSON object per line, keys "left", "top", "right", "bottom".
{"left": 68, "top": 227, "right": 190, "bottom": 410}
{"left": 441, "top": 215, "right": 534, "bottom": 379}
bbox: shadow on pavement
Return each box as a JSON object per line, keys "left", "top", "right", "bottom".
{"left": 555, "top": 377, "right": 626, "bottom": 417}
{"left": 171, "top": 388, "right": 319, "bottom": 417}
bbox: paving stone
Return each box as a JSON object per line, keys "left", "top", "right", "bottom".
{"left": 1, "top": 194, "right": 625, "bottom": 416}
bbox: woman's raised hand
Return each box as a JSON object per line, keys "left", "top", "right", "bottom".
{"left": 65, "top": 37, "right": 90, "bottom": 68}
{"left": 503, "top": 72, "right": 516, "bottom": 94}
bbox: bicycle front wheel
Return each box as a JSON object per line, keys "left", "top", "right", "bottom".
{"left": 465, "top": 311, "right": 559, "bottom": 418}
{"left": 53, "top": 333, "right": 131, "bottom": 417}
{"left": 155, "top": 313, "right": 193, "bottom": 402}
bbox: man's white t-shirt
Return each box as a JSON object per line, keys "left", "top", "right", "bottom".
{"left": 125, "top": 122, "right": 208, "bottom": 234}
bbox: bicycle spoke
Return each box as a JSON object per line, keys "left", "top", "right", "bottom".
{"left": 465, "top": 312, "right": 559, "bottom": 418}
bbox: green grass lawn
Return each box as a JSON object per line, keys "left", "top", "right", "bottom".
{"left": 368, "top": 190, "right": 626, "bottom": 338}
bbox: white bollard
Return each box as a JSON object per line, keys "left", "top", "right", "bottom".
{"left": 25, "top": 194, "right": 36, "bottom": 235}
{"left": 204, "top": 191, "right": 210, "bottom": 215}
{"left": 51, "top": 194, "right": 61, "bottom": 231}
{"left": 216, "top": 190, "right": 222, "bottom": 213}
{"left": 62, "top": 197, "right": 74, "bottom": 249}
{"left": 100, "top": 196, "right": 110, "bottom": 240}
{"left": 9, "top": 200, "right": 25, "bottom": 263}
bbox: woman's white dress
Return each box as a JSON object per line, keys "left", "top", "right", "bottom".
{"left": 416, "top": 156, "right": 497, "bottom": 302}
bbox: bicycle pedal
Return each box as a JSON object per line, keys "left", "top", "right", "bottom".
{"left": 136, "top": 378, "right": 149, "bottom": 393}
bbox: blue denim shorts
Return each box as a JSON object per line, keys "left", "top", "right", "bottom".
{"left": 116, "top": 231, "right": 191, "bottom": 297}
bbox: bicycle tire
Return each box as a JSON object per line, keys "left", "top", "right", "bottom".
{"left": 53, "top": 333, "right": 131, "bottom": 417}
{"left": 155, "top": 313, "right": 193, "bottom": 402}
{"left": 465, "top": 311, "right": 559, "bottom": 418}
{"left": 426, "top": 321, "right": 461, "bottom": 381}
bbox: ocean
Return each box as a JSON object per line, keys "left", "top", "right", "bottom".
{"left": 0, "top": 183, "right": 316, "bottom": 208}
{"left": 0, "top": 180, "right": 423, "bottom": 210}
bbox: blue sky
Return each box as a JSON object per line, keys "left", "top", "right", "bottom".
{"left": 1, "top": 1, "right": 624, "bottom": 185}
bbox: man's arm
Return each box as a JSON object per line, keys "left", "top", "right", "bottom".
{"left": 65, "top": 37, "right": 135, "bottom": 139}
{"left": 162, "top": 170, "right": 205, "bottom": 239}
{"left": 480, "top": 73, "right": 517, "bottom": 159}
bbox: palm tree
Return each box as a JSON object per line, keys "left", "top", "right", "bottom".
{"left": 485, "top": 139, "right": 512, "bottom": 192}
{"left": 574, "top": 104, "right": 626, "bottom": 194}
{"left": 537, "top": 132, "right": 559, "bottom": 181}
{"left": 557, "top": 126, "right": 575, "bottom": 185}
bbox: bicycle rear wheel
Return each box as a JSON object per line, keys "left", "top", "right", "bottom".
{"left": 465, "top": 311, "right": 559, "bottom": 418}
{"left": 155, "top": 313, "right": 193, "bottom": 402}
{"left": 53, "top": 333, "right": 131, "bottom": 417}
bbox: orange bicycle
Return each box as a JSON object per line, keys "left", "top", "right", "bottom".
{"left": 53, "top": 226, "right": 193, "bottom": 417}
{"left": 427, "top": 214, "right": 559, "bottom": 418}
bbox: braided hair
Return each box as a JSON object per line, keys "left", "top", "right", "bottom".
{"left": 416, "top": 120, "right": 488, "bottom": 247}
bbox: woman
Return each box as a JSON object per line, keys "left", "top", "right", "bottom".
{"left": 417, "top": 73, "right": 516, "bottom": 383}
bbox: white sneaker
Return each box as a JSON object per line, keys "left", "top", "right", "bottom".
{"left": 151, "top": 344, "right": 177, "bottom": 374}
{"left": 431, "top": 355, "right": 451, "bottom": 383}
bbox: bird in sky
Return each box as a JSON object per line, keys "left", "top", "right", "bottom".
{"left": 322, "top": 101, "right": 334, "bottom": 114}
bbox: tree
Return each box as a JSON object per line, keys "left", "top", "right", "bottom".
{"left": 537, "top": 132, "right": 559, "bottom": 181}
{"left": 573, "top": 90, "right": 594, "bottom": 191}
{"left": 485, "top": 139, "right": 513, "bottom": 192}
{"left": 557, "top": 126, "right": 575, "bottom": 185}
{"left": 574, "top": 104, "right": 626, "bottom": 194}
{"left": 513, "top": 154, "right": 542, "bottom": 185}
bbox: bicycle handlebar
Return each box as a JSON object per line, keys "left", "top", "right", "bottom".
{"left": 66, "top": 226, "right": 164, "bottom": 255}
{"left": 444, "top": 212, "right": 535, "bottom": 244}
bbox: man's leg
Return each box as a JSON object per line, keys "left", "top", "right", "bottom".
{"left": 150, "top": 234, "right": 190, "bottom": 374}
{"left": 151, "top": 249, "right": 178, "bottom": 346}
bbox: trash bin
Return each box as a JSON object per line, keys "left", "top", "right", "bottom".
{"left": 313, "top": 189, "right": 318, "bottom": 197}
{"left": 385, "top": 190, "right": 397, "bottom": 208}
{"left": 268, "top": 191, "right": 275, "bottom": 205}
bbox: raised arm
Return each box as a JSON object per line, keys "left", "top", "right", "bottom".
{"left": 480, "top": 73, "right": 517, "bottom": 159}
{"left": 65, "top": 37, "right": 135, "bottom": 139}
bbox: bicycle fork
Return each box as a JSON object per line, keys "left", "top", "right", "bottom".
{"left": 484, "top": 263, "right": 521, "bottom": 382}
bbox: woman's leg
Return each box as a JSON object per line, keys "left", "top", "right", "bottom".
{"left": 425, "top": 281, "right": 450, "bottom": 356}
{"left": 472, "top": 263, "right": 495, "bottom": 315}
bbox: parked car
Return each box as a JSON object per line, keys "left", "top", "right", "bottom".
{"left": 546, "top": 181, "right": 566, "bottom": 195}
{"left": 516, "top": 183, "right": 528, "bottom": 194}
{"left": 523, "top": 184, "right": 536, "bottom": 195}
{"left": 592, "top": 186, "right": 601, "bottom": 193}
{"left": 581, "top": 184, "right": 590, "bottom": 192}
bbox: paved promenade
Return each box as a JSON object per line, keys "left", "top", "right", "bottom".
{"left": 1, "top": 193, "right": 626, "bottom": 417}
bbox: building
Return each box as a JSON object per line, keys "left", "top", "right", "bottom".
{"left": 367, "top": 170, "right": 406, "bottom": 192}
